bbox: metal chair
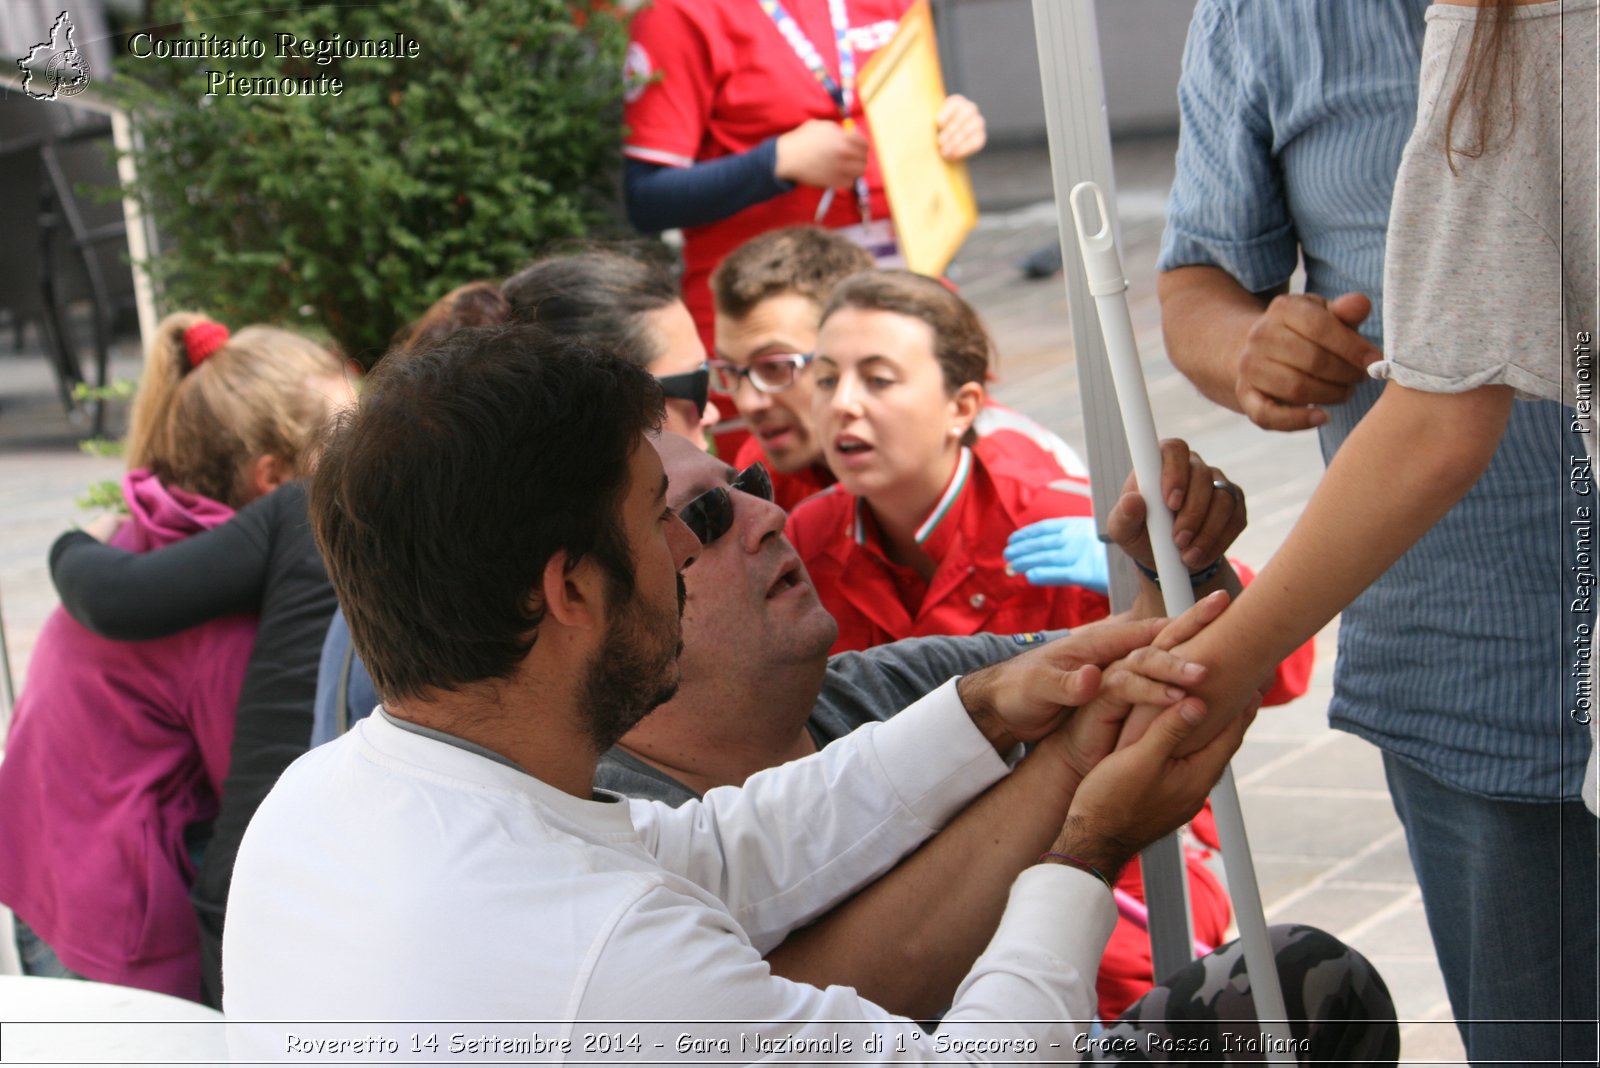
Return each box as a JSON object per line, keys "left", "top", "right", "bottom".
{"left": 0, "top": 1, "right": 134, "bottom": 435}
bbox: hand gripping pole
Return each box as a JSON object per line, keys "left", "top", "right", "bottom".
{"left": 1070, "top": 181, "right": 1294, "bottom": 1061}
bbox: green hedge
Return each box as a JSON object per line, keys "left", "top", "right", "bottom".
{"left": 115, "top": 1, "right": 630, "bottom": 365}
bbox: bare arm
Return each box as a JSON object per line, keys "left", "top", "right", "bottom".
{"left": 1124, "top": 381, "right": 1515, "bottom": 754}
{"left": 1158, "top": 266, "right": 1382, "bottom": 432}
{"left": 1158, "top": 266, "right": 1277, "bottom": 412}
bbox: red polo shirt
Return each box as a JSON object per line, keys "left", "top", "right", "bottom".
{"left": 787, "top": 449, "right": 1107, "bottom": 652}
{"left": 623, "top": 0, "right": 908, "bottom": 347}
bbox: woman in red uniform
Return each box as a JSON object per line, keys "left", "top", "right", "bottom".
{"left": 785, "top": 270, "right": 1313, "bottom": 1018}
{"left": 786, "top": 269, "right": 1311, "bottom": 681}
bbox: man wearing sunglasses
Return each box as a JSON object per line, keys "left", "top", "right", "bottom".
{"left": 710, "top": 226, "right": 1091, "bottom": 511}
{"left": 592, "top": 432, "right": 1397, "bottom": 1048}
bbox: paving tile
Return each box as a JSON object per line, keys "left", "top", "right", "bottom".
{"left": 1239, "top": 786, "right": 1402, "bottom": 861}
{"left": 1242, "top": 854, "right": 1333, "bottom": 908}
{"left": 1249, "top": 695, "right": 1336, "bottom": 740}
{"left": 1225, "top": 737, "right": 1303, "bottom": 782}
{"left": 1350, "top": 903, "right": 1440, "bottom": 960}
{"left": 1263, "top": 883, "right": 1413, "bottom": 940}
{"left": 1255, "top": 731, "right": 1389, "bottom": 792}
{"left": 1337, "top": 832, "right": 1421, "bottom": 888}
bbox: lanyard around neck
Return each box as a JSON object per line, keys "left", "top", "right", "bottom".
{"left": 756, "top": 0, "right": 872, "bottom": 224}
{"left": 757, "top": 0, "right": 856, "bottom": 117}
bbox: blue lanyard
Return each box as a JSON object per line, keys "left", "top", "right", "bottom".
{"left": 756, "top": 0, "right": 871, "bottom": 223}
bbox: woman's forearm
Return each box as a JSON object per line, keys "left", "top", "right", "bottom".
{"left": 1174, "top": 382, "right": 1515, "bottom": 746}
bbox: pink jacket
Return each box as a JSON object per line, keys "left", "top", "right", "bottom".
{"left": 0, "top": 471, "right": 256, "bottom": 1000}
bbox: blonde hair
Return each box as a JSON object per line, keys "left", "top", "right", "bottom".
{"left": 124, "top": 312, "right": 346, "bottom": 507}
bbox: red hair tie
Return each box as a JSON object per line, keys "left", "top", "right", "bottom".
{"left": 183, "top": 320, "right": 230, "bottom": 368}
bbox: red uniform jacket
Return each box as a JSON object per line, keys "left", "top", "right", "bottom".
{"left": 787, "top": 448, "right": 1107, "bottom": 653}
{"left": 741, "top": 400, "right": 1092, "bottom": 515}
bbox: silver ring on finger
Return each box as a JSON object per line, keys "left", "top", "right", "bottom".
{"left": 1212, "top": 477, "right": 1242, "bottom": 504}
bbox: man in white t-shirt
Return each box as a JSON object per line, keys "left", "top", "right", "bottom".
{"left": 224, "top": 325, "right": 1395, "bottom": 1062}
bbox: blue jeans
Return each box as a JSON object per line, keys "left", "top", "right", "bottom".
{"left": 14, "top": 917, "right": 85, "bottom": 981}
{"left": 1384, "top": 753, "right": 1598, "bottom": 1066}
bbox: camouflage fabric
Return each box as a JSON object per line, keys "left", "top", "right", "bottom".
{"left": 1090, "top": 925, "right": 1399, "bottom": 1064}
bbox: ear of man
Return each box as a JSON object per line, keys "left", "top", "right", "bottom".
{"left": 540, "top": 550, "right": 608, "bottom": 631}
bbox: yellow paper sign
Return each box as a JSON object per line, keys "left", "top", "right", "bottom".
{"left": 859, "top": 0, "right": 978, "bottom": 277}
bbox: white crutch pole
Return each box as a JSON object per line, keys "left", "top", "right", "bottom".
{"left": 1069, "top": 180, "right": 1294, "bottom": 1061}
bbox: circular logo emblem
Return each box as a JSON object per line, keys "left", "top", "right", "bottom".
{"left": 46, "top": 49, "right": 91, "bottom": 98}
{"left": 622, "top": 41, "right": 652, "bottom": 104}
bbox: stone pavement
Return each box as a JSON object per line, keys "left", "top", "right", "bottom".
{"left": 0, "top": 136, "right": 1467, "bottom": 1062}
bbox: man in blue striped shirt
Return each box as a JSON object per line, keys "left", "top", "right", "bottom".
{"left": 1156, "top": 1, "right": 1596, "bottom": 1063}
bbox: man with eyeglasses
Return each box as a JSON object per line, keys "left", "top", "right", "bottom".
{"left": 710, "top": 226, "right": 1090, "bottom": 511}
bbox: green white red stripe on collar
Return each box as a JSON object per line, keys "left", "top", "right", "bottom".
{"left": 852, "top": 447, "right": 974, "bottom": 546}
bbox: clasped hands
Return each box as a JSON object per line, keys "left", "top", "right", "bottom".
{"left": 964, "top": 440, "right": 1267, "bottom": 876}
{"left": 957, "top": 597, "right": 1257, "bottom": 880}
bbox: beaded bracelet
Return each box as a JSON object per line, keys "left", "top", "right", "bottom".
{"left": 1132, "top": 557, "right": 1222, "bottom": 589}
{"left": 1037, "top": 851, "right": 1114, "bottom": 894}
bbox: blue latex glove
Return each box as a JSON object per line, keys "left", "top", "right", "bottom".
{"left": 1003, "top": 516, "right": 1110, "bottom": 594}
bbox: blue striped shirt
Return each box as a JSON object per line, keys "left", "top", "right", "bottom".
{"left": 1159, "top": 0, "right": 1588, "bottom": 799}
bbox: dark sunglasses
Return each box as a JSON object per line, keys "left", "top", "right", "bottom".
{"left": 677, "top": 463, "right": 774, "bottom": 547}
{"left": 656, "top": 365, "right": 710, "bottom": 416}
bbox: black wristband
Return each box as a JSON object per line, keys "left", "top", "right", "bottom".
{"left": 1132, "top": 557, "right": 1223, "bottom": 589}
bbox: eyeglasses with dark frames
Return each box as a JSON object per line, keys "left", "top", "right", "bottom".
{"left": 708, "top": 353, "right": 815, "bottom": 395}
{"left": 676, "top": 463, "right": 774, "bottom": 547}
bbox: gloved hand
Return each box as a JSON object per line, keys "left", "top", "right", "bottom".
{"left": 1003, "top": 516, "right": 1110, "bottom": 594}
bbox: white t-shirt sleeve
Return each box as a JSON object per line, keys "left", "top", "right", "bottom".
{"left": 574, "top": 864, "right": 1116, "bottom": 1063}
{"left": 1371, "top": 15, "right": 1566, "bottom": 404}
{"left": 630, "top": 680, "right": 1012, "bottom": 952}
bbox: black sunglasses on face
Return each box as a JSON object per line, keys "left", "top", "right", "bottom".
{"left": 677, "top": 463, "right": 774, "bottom": 547}
{"left": 656, "top": 365, "right": 710, "bottom": 416}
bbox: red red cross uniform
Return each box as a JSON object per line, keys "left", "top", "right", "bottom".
{"left": 738, "top": 399, "right": 1093, "bottom": 514}
{"left": 788, "top": 448, "right": 1106, "bottom": 652}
